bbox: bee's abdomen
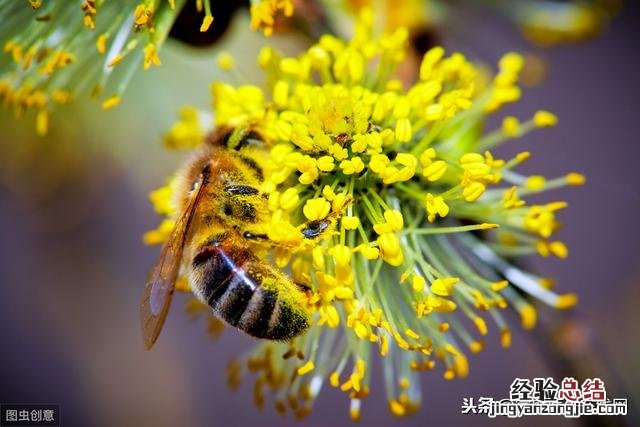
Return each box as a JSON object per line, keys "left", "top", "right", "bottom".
{"left": 192, "top": 244, "right": 310, "bottom": 340}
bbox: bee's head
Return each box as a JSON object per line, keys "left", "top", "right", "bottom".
{"left": 174, "top": 145, "right": 221, "bottom": 212}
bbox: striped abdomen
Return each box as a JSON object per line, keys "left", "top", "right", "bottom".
{"left": 190, "top": 240, "right": 310, "bottom": 340}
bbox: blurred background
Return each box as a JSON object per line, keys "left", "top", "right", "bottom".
{"left": 0, "top": 1, "right": 638, "bottom": 426}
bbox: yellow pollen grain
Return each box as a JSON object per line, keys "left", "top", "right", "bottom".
{"left": 340, "top": 379, "right": 353, "bottom": 392}
{"left": 525, "top": 175, "right": 546, "bottom": 190}
{"left": 311, "top": 246, "right": 325, "bottom": 270}
{"left": 101, "top": 95, "right": 121, "bottom": 110}
{"left": 453, "top": 354, "right": 469, "bottom": 378}
{"left": 566, "top": 172, "right": 586, "bottom": 186}
{"left": 430, "top": 277, "right": 458, "bottom": 297}
{"left": 303, "top": 197, "right": 330, "bottom": 221}
{"left": 555, "top": 293, "right": 578, "bottom": 309}
{"left": 422, "top": 160, "right": 447, "bottom": 181}
{"left": 480, "top": 223, "right": 499, "bottom": 229}
{"left": 539, "top": 277, "right": 556, "bottom": 289}
{"left": 200, "top": 15, "right": 214, "bottom": 32}
{"left": 549, "top": 241, "right": 568, "bottom": 258}
{"left": 350, "top": 406, "right": 360, "bottom": 422}
{"left": 279, "top": 187, "right": 299, "bottom": 211}
{"left": 383, "top": 209, "right": 404, "bottom": 231}
{"left": 380, "top": 334, "right": 389, "bottom": 356}
{"left": 349, "top": 373, "right": 361, "bottom": 392}
{"left": 405, "top": 328, "right": 420, "bottom": 340}
{"left": 412, "top": 275, "right": 425, "bottom": 293}
{"left": 520, "top": 304, "right": 537, "bottom": 330}
{"left": 96, "top": 34, "right": 108, "bottom": 54}
{"left": 501, "top": 328, "right": 512, "bottom": 348}
{"left": 502, "top": 116, "right": 520, "bottom": 137}
{"left": 35, "top": 110, "right": 48, "bottom": 136}
{"left": 317, "top": 155, "right": 335, "bottom": 172}
{"left": 216, "top": 52, "right": 235, "bottom": 70}
{"left": 469, "top": 341, "right": 484, "bottom": 353}
{"left": 51, "top": 90, "right": 72, "bottom": 104}
{"left": 107, "top": 54, "right": 123, "bottom": 67}
{"left": 388, "top": 399, "right": 405, "bottom": 416}
{"left": 490, "top": 280, "right": 508, "bottom": 291}
{"left": 342, "top": 216, "right": 359, "bottom": 230}
{"left": 533, "top": 110, "right": 558, "bottom": 127}
{"left": 462, "top": 182, "right": 486, "bottom": 202}
{"left": 330, "top": 371, "right": 340, "bottom": 387}
{"left": 354, "top": 322, "right": 369, "bottom": 339}
{"left": 174, "top": 276, "right": 191, "bottom": 292}
{"left": 395, "top": 118, "right": 412, "bottom": 142}
{"left": 83, "top": 14, "right": 95, "bottom": 29}
{"left": 296, "top": 361, "right": 314, "bottom": 376}
{"left": 473, "top": 316, "right": 488, "bottom": 335}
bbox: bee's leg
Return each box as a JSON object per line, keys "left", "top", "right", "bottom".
{"left": 239, "top": 217, "right": 334, "bottom": 247}
{"left": 294, "top": 282, "right": 312, "bottom": 292}
{"left": 299, "top": 197, "right": 351, "bottom": 241}
{"left": 300, "top": 218, "right": 333, "bottom": 240}
{"left": 241, "top": 231, "right": 268, "bottom": 240}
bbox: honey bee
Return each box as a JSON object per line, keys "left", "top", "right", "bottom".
{"left": 141, "top": 127, "right": 331, "bottom": 350}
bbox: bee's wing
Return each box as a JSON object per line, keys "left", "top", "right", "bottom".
{"left": 140, "top": 176, "right": 207, "bottom": 350}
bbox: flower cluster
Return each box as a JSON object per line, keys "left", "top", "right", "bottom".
{"left": 334, "top": 0, "right": 614, "bottom": 46}
{"left": 147, "top": 10, "right": 583, "bottom": 420}
{"left": 0, "top": 0, "right": 294, "bottom": 135}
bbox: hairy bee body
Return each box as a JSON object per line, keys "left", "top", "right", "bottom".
{"left": 189, "top": 234, "right": 310, "bottom": 340}
{"left": 141, "top": 126, "right": 312, "bottom": 349}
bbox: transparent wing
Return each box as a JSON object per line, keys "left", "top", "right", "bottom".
{"left": 140, "top": 175, "right": 206, "bottom": 349}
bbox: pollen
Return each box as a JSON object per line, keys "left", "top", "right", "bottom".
{"left": 555, "top": 293, "right": 578, "bottom": 309}
{"left": 101, "top": 95, "right": 121, "bottom": 110}
{"left": 377, "top": 232, "right": 404, "bottom": 266}
{"left": 520, "top": 304, "right": 538, "bottom": 330}
{"left": 143, "top": 44, "right": 161, "bottom": 70}
{"left": 533, "top": 110, "right": 558, "bottom": 127}
{"left": 96, "top": 34, "right": 108, "bottom": 54}
{"left": 297, "top": 361, "right": 315, "bottom": 376}
{"left": 566, "top": 172, "right": 586, "bottom": 186}
{"left": 342, "top": 216, "right": 359, "bottom": 230}
{"left": 502, "top": 116, "right": 521, "bottom": 137}
{"left": 216, "top": 52, "right": 235, "bottom": 71}
{"left": 142, "top": 8, "right": 582, "bottom": 420}
{"left": 429, "top": 277, "right": 459, "bottom": 297}
{"left": 200, "top": 15, "right": 214, "bottom": 32}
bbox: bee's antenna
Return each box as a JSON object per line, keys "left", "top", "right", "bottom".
{"left": 201, "top": 164, "right": 212, "bottom": 183}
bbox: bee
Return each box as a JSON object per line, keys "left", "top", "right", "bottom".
{"left": 141, "top": 127, "right": 332, "bottom": 350}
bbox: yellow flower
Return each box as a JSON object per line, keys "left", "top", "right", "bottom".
{"left": 148, "top": 10, "right": 581, "bottom": 420}
{"left": 0, "top": 1, "right": 303, "bottom": 134}
{"left": 250, "top": 0, "right": 294, "bottom": 36}
{"left": 303, "top": 197, "right": 331, "bottom": 221}
{"left": 533, "top": 110, "right": 558, "bottom": 127}
{"left": 424, "top": 193, "right": 449, "bottom": 222}
{"left": 164, "top": 106, "right": 204, "bottom": 150}
{"left": 377, "top": 232, "right": 404, "bottom": 266}
{"left": 430, "top": 277, "right": 459, "bottom": 297}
